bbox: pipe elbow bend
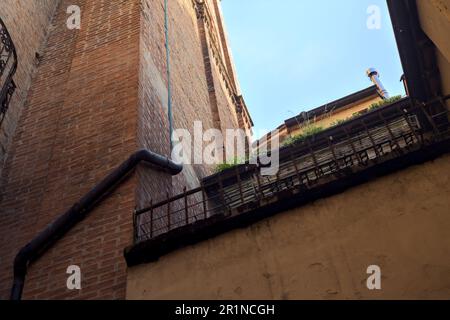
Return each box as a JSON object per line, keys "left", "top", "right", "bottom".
{"left": 134, "top": 149, "right": 183, "bottom": 175}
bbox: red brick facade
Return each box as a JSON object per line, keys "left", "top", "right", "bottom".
{"left": 0, "top": 0, "right": 251, "bottom": 299}
{"left": 0, "top": 0, "right": 58, "bottom": 177}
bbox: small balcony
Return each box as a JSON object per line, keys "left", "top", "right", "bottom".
{"left": 133, "top": 96, "right": 450, "bottom": 244}
{"left": 0, "top": 17, "right": 17, "bottom": 127}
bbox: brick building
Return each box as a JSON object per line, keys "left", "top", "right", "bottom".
{"left": 0, "top": 0, "right": 252, "bottom": 299}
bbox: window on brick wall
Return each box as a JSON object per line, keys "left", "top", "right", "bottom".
{"left": 0, "top": 17, "right": 17, "bottom": 128}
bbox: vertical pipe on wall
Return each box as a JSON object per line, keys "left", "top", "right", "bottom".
{"left": 164, "top": 0, "right": 173, "bottom": 150}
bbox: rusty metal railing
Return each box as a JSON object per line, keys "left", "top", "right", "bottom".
{"left": 134, "top": 96, "right": 450, "bottom": 243}
{"left": 0, "top": 17, "right": 17, "bottom": 128}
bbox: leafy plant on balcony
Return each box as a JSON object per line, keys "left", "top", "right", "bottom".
{"left": 215, "top": 156, "right": 246, "bottom": 173}
{"left": 368, "top": 95, "right": 403, "bottom": 111}
{"left": 330, "top": 119, "right": 347, "bottom": 127}
{"left": 282, "top": 125, "right": 324, "bottom": 147}
{"left": 331, "top": 95, "right": 404, "bottom": 128}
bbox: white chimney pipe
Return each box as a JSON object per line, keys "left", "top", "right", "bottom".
{"left": 367, "top": 68, "right": 390, "bottom": 99}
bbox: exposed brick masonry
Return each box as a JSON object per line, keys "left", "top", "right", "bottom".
{"left": 0, "top": 0, "right": 140, "bottom": 299}
{"left": 0, "top": 0, "right": 58, "bottom": 177}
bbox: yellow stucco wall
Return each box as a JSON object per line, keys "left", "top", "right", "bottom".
{"left": 416, "top": 0, "right": 450, "bottom": 109}
{"left": 416, "top": 0, "right": 450, "bottom": 63}
{"left": 127, "top": 153, "right": 450, "bottom": 300}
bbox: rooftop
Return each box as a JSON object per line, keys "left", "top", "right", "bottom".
{"left": 284, "top": 85, "right": 380, "bottom": 128}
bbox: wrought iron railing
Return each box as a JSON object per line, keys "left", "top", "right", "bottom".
{"left": 0, "top": 17, "right": 17, "bottom": 127}
{"left": 133, "top": 96, "right": 450, "bottom": 243}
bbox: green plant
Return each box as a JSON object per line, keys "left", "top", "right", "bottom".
{"left": 331, "top": 95, "right": 404, "bottom": 128}
{"left": 282, "top": 125, "right": 324, "bottom": 147}
{"left": 303, "top": 125, "right": 324, "bottom": 136}
{"left": 214, "top": 156, "right": 246, "bottom": 173}
{"left": 368, "top": 95, "right": 403, "bottom": 111}
{"left": 330, "top": 119, "right": 347, "bottom": 127}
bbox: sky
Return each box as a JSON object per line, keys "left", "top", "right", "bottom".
{"left": 221, "top": 0, "right": 405, "bottom": 137}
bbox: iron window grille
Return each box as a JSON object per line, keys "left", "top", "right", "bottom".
{"left": 0, "top": 17, "right": 17, "bottom": 128}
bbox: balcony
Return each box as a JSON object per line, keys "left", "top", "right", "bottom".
{"left": 0, "top": 17, "right": 17, "bottom": 127}
{"left": 132, "top": 96, "right": 450, "bottom": 246}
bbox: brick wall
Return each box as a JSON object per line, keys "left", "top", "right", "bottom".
{"left": 0, "top": 0, "right": 248, "bottom": 300}
{"left": 137, "top": 0, "right": 216, "bottom": 212}
{"left": 0, "top": 0, "right": 140, "bottom": 299}
{"left": 136, "top": 0, "right": 248, "bottom": 209}
{"left": 0, "top": 0, "right": 58, "bottom": 177}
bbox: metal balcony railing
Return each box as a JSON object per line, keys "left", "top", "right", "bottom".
{"left": 133, "top": 96, "right": 450, "bottom": 243}
{"left": 0, "top": 17, "right": 17, "bottom": 127}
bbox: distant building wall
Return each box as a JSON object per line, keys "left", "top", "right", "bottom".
{"left": 260, "top": 92, "right": 382, "bottom": 149}
{"left": 127, "top": 153, "right": 450, "bottom": 300}
{"left": 289, "top": 95, "right": 382, "bottom": 136}
{"left": 0, "top": 0, "right": 58, "bottom": 176}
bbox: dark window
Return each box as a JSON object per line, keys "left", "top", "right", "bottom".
{"left": 0, "top": 17, "right": 17, "bottom": 127}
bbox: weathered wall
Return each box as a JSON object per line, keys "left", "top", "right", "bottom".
{"left": 0, "top": 0, "right": 59, "bottom": 176}
{"left": 416, "top": 0, "right": 450, "bottom": 108}
{"left": 127, "top": 153, "right": 450, "bottom": 300}
{"left": 416, "top": 0, "right": 450, "bottom": 63}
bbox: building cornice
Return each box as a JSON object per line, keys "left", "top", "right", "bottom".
{"left": 193, "top": 0, "right": 253, "bottom": 129}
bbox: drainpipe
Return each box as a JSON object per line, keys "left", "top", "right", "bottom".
{"left": 367, "top": 68, "right": 390, "bottom": 99}
{"left": 10, "top": 149, "right": 182, "bottom": 300}
{"left": 164, "top": 0, "right": 174, "bottom": 150}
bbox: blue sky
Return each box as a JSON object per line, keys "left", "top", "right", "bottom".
{"left": 221, "top": 0, "right": 405, "bottom": 136}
